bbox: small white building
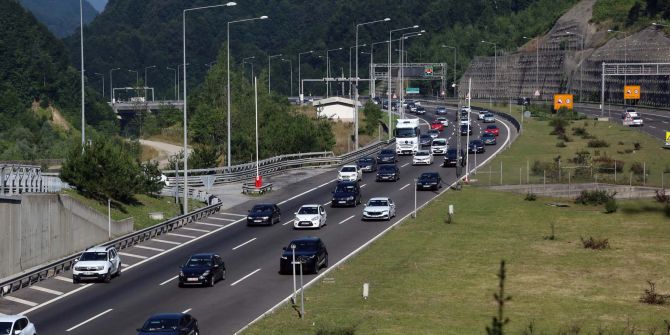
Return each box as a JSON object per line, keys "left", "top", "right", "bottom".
{"left": 312, "top": 97, "right": 362, "bottom": 123}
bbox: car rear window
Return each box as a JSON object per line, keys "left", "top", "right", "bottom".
{"left": 379, "top": 165, "right": 396, "bottom": 172}
{"left": 252, "top": 205, "right": 272, "bottom": 212}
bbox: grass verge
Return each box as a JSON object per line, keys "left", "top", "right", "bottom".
{"left": 245, "top": 187, "right": 670, "bottom": 334}
{"left": 62, "top": 189, "right": 205, "bottom": 231}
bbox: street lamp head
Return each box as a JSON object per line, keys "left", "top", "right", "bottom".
{"left": 412, "top": 25, "right": 419, "bottom": 28}
{"left": 606, "top": 29, "right": 612, "bottom": 32}
{"left": 384, "top": 18, "right": 391, "bottom": 21}
{"left": 225, "top": 2, "right": 237, "bottom": 6}
{"left": 420, "top": 29, "right": 426, "bottom": 33}
{"left": 259, "top": 15, "right": 268, "bottom": 19}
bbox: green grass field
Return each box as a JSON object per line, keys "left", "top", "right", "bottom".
{"left": 244, "top": 187, "right": 670, "bottom": 334}
{"left": 474, "top": 103, "right": 670, "bottom": 188}
{"left": 62, "top": 189, "right": 204, "bottom": 231}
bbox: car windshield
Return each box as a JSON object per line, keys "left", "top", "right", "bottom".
{"left": 335, "top": 184, "right": 356, "bottom": 193}
{"left": 429, "top": 130, "right": 439, "bottom": 135}
{"left": 485, "top": 113, "right": 494, "bottom": 117}
{"left": 368, "top": 200, "right": 388, "bottom": 207}
{"left": 420, "top": 135, "right": 432, "bottom": 140}
{"left": 289, "top": 241, "right": 318, "bottom": 251}
{"left": 251, "top": 205, "right": 272, "bottom": 212}
{"left": 447, "top": 149, "right": 458, "bottom": 156}
{"left": 487, "top": 125, "right": 498, "bottom": 129}
{"left": 379, "top": 165, "right": 395, "bottom": 172}
{"left": 482, "top": 133, "right": 494, "bottom": 138}
{"left": 341, "top": 166, "right": 356, "bottom": 172}
{"left": 461, "top": 125, "right": 469, "bottom": 129}
{"left": 142, "top": 318, "right": 179, "bottom": 331}
{"left": 79, "top": 252, "right": 107, "bottom": 261}
{"left": 396, "top": 128, "right": 418, "bottom": 137}
{"left": 415, "top": 151, "right": 430, "bottom": 156}
{"left": 185, "top": 256, "right": 212, "bottom": 267}
{"left": 358, "top": 158, "right": 373, "bottom": 164}
{"left": 420, "top": 174, "right": 438, "bottom": 181}
{"left": 432, "top": 139, "right": 446, "bottom": 146}
{"left": 0, "top": 322, "right": 11, "bottom": 335}
{"left": 298, "top": 206, "right": 318, "bottom": 215}
{"left": 380, "top": 149, "right": 394, "bottom": 155}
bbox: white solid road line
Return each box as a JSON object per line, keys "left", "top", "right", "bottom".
{"left": 182, "top": 308, "right": 192, "bottom": 314}
{"left": 401, "top": 163, "right": 409, "bottom": 168}
{"left": 277, "top": 179, "right": 335, "bottom": 206}
{"left": 648, "top": 125, "right": 656, "bottom": 129}
{"left": 3, "top": 296, "right": 37, "bottom": 307}
{"left": 230, "top": 269, "right": 261, "bottom": 286}
{"left": 159, "top": 275, "right": 179, "bottom": 286}
{"left": 195, "top": 221, "right": 223, "bottom": 227}
{"left": 152, "top": 239, "right": 182, "bottom": 245}
{"left": 232, "top": 238, "right": 257, "bottom": 251}
{"left": 360, "top": 183, "right": 367, "bottom": 188}
{"left": 338, "top": 215, "right": 355, "bottom": 225}
{"left": 399, "top": 183, "right": 411, "bottom": 190}
{"left": 663, "top": 121, "right": 668, "bottom": 124}
{"left": 219, "top": 212, "right": 247, "bottom": 217}
{"left": 209, "top": 217, "right": 236, "bottom": 222}
{"left": 282, "top": 221, "right": 291, "bottom": 226}
{"left": 55, "top": 276, "right": 73, "bottom": 283}
{"left": 66, "top": 308, "right": 113, "bottom": 332}
{"left": 134, "top": 245, "right": 165, "bottom": 252}
{"left": 29, "top": 285, "right": 63, "bottom": 295}
{"left": 167, "top": 232, "right": 197, "bottom": 239}
{"left": 118, "top": 252, "right": 148, "bottom": 260}
{"left": 322, "top": 201, "right": 331, "bottom": 206}
{"left": 181, "top": 227, "right": 210, "bottom": 233}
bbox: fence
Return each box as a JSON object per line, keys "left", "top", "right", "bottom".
{"left": 0, "top": 201, "right": 222, "bottom": 297}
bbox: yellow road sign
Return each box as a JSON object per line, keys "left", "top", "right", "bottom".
{"left": 624, "top": 85, "right": 641, "bottom": 100}
{"left": 666, "top": 131, "right": 670, "bottom": 146}
{"left": 553, "top": 94, "right": 573, "bottom": 110}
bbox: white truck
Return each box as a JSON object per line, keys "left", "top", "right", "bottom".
{"left": 395, "top": 119, "right": 420, "bottom": 155}
{"left": 622, "top": 108, "right": 643, "bottom": 127}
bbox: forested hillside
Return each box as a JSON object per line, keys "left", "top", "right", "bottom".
{"left": 0, "top": 0, "right": 115, "bottom": 160}
{"left": 19, "top": 0, "right": 97, "bottom": 38}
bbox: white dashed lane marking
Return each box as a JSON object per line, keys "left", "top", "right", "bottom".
{"left": 338, "top": 215, "right": 355, "bottom": 225}
{"left": 181, "top": 227, "right": 210, "bottom": 233}
{"left": 219, "top": 213, "right": 246, "bottom": 217}
{"left": 3, "top": 296, "right": 37, "bottom": 307}
{"left": 29, "top": 286, "right": 63, "bottom": 296}
{"left": 118, "top": 252, "right": 148, "bottom": 260}
{"left": 55, "top": 276, "right": 73, "bottom": 283}
{"left": 134, "top": 245, "right": 165, "bottom": 252}
{"left": 209, "top": 217, "right": 236, "bottom": 222}
{"left": 399, "top": 184, "right": 411, "bottom": 190}
{"left": 152, "top": 239, "right": 182, "bottom": 245}
{"left": 232, "top": 238, "right": 257, "bottom": 250}
{"left": 230, "top": 269, "right": 261, "bottom": 286}
{"left": 159, "top": 275, "right": 178, "bottom": 286}
{"left": 195, "top": 221, "right": 223, "bottom": 227}
{"left": 167, "top": 232, "right": 196, "bottom": 239}
{"left": 66, "top": 309, "right": 113, "bottom": 332}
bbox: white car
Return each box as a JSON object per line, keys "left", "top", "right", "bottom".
{"left": 293, "top": 204, "right": 327, "bottom": 229}
{"left": 459, "top": 117, "right": 471, "bottom": 126}
{"left": 0, "top": 315, "right": 37, "bottom": 335}
{"left": 362, "top": 197, "right": 396, "bottom": 221}
{"left": 412, "top": 150, "right": 434, "bottom": 165}
{"left": 72, "top": 245, "right": 122, "bottom": 283}
{"left": 337, "top": 165, "right": 362, "bottom": 182}
{"left": 478, "top": 110, "right": 488, "bottom": 120}
{"left": 436, "top": 117, "right": 448, "bottom": 126}
{"left": 431, "top": 138, "right": 448, "bottom": 155}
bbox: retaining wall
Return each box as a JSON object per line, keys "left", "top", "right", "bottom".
{"left": 0, "top": 194, "right": 133, "bottom": 279}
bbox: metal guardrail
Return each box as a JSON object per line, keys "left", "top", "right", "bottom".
{"left": 0, "top": 202, "right": 222, "bottom": 297}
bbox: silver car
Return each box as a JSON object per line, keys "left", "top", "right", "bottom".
{"left": 362, "top": 197, "right": 396, "bottom": 221}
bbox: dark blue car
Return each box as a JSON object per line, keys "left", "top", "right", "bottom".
{"left": 331, "top": 181, "right": 362, "bottom": 207}
{"left": 280, "top": 237, "right": 329, "bottom": 274}
{"left": 178, "top": 253, "right": 226, "bottom": 287}
{"left": 136, "top": 313, "right": 198, "bottom": 335}
{"left": 376, "top": 149, "right": 397, "bottom": 164}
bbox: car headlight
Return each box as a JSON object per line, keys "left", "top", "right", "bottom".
{"left": 261, "top": 216, "right": 269, "bottom": 220}
{"left": 247, "top": 216, "right": 253, "bottom": 219}
{"left": 281, "top": 256, "right": 288, "bottom": 260}
{"left": 308, "top": 255, "right": 316, "bottom": 259}
{"left": 346, "top": 196, "right": 354, "bottom": 201}
{"left": 96, "top": 266, "right": 104, "bottom": 271}
{"left": 179, "top": 271, "right": 184, "bottom": 277}
{"left": 311, "top": 216, "right": 320, "bottom": 222}
{"left": 382, "top": 210, "right": 389, "bottom": 213}
{"left": 203, "top": 270, "right": 210, "bottom": 276}
{"left": 294, "top": 218, "right": 300, "bottom": 223}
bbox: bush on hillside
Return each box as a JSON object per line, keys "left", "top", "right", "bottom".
{"left": 574, "top": 190, "right": 616, "bottom": 205}
{"left": 587, "top": 139, "right": 609, "bottom": 148}
{"left": 580, "top": 236, "right": 610, "bottom": 250}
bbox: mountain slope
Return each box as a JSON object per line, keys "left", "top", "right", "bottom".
{"left": 19, "top": 0, "right": 98, "bottom": 38}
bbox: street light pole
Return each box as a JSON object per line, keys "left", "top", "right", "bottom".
{"left": 282, "top": 58, "right": 293, "bottom": 97}
{"left": 355, "top": 17, "right": 390, "bottom": 150}
{"left": 298, "top": 50, "right": 314, "bottom": 104}
{"left": 177, "top": 63, "right": 189, "bottom": 101}
{"left": 442, "top": 45, "right": 457, "bottom": 98}
{"left": 326, "top": 47, "right": 343, "bottom": 97}
{"left": 566, "top": 31, "right": 585, "bottom": 102}
{"left": 144, "top": 65, "right": 156, "bottom": 88}
{"left": 166, "top": 67, "right": 177, "bottom": 100}
{"left": 522, "top": 36, "right": 539, "bottom": 97}
{"left": 109, "top": 67, "right": 120, "bottom": 103}
{"left": 388, "top": 25, "right": 418, "bottom": 141}
{"left": 268, "top": 54, "right": 283, "bottom": 94}
{"left": 607, "top": 29, "right": 628, "bottom": 90}
{"left": 399, "top": 31, "right": 423, "bottom": 114}
{"left": 94, "top": 72, "right": 104, "bottom": 97}
{"left": 481, "top": 40, "right": 497, "bottom": 102}
{"left": 242, "top": 56, "right": 255, "bottom": 82}
{"left": 79, "top": 0, "right": 85, "bottom": 147}
{"left": 128, "top": 69, "right": 139, "bottom": 86}
{"left": 348, "top": 44, "right": 366, "bottom": 97}
{"left": 227, "top": 15, "right": 268, "bottom": 168}
{"left": 183, "top": 1, "right": 237, "bottom": 213}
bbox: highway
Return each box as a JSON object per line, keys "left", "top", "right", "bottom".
{"left": 3, "top": 105, "right": 515, "bottom": 334}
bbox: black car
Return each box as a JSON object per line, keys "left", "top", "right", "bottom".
{"left": 376, "top": 149, "right": 397, "bottom": 164}
{"left": 178, "top": 253, "right": 226, "bottom": 287}
{"left": 419, "top": 134, "right": 433, "bottom": 147}
{"left": 136, "top": 313, "right": 198, "bottom": 335}
{"left": 416, "top": 106, "right": 426, "bottom": 115}
{"left": 280, "top": 237, "right": 328, "bottom": 274}
{"left": 331, "top": 181, "right": 362, "bottom": 207}
{"left": 416, "top": 172, "right": 443, "bottom": 191}
{"left": 517, "top": 97, "right": 531, "bottom": 105}
{"left": 460, "top": 124, "right": 472, "bottom": 136}
{"left": 407, "top": 102, "right": 417, "bottom": 113}
{"left": 372, "top": 97, "right": 382, "bottom": 105}
{"left": 357, "top": 156, "right": 378, "bottom": 172}
{"left": 376, "top": 164, "right": 400, "bottom": 182}
{"left": 435, "top": 106, "right": 447, "bottom": 115}
{"left": 468, "top": 139, "right": 485, "bottom": 154}
{"left": 443, "top": 148, "right": 466, "bottom": 167}
{"left": 246, "top": 203, "right": 281, "bottom": 226}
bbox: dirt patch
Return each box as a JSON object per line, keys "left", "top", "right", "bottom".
{"left": 50, "top": 107, "right": 71, "bottom": 131}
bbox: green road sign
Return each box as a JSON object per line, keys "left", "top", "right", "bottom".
{"left": 406, "top": 87, "right": 419, "bottom": 94}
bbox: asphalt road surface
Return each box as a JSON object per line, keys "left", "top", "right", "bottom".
{"left": 574, "top": 103, "right": 670, "bottom": 142}
{"left": 3, "top": 106, "right": 515, "bottom": 334}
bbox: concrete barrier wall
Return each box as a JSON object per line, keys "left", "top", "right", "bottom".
{"left": 0, "top": 194, "right": 133, "bottom": 279}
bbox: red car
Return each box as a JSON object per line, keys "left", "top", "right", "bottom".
{"left": 430, "top": 120, "right": 445, "bottom": 132}
{"left": 484, "top": 124, "right": 500, "bottom": 136}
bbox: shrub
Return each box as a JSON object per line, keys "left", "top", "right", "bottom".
{"left": 624, "top": 148, "right": 634, "bottom": 154}
{"left": 575, "top": 190, "right": 616, "bottom": 205}
{"left": 572, "top": 127, "right": 587, "bottom": 136}
{"left": 556, "top": 141, "right": 566, "bottom": 148}
{"left": 618, "top": 141, "right": 625, "bottom": 146}
{"left": 604, "top": 199, "right": 618, "bottom": 213}
{"left": 524, "top": 192, "right": 537, "bottom": 201}
{"left": 639, "top": 281, "right": 669, "bottom": 305}
{"left": 580, "top": 236, "right": 610, "bottom": 250}
{"left": 633, "top": 142, "right": 641, "bottom": 150}
{"left": 587, "top": 139, "right": 609, "bottom": 148}
{"left": 655, "top": 189, "right": 669, "bottom": 203}
{"left": 594, "top": 157, "right": 624, "bottom": 174}
{"left": 630, "top": 161, "right": 645, "bottom": 176}
{"left": 557, "top": 133, "right": 571, "bottom": 142}
{"left": 570, "top": 151, "right": 591, "bottom": 165}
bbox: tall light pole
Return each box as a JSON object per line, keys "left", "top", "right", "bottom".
{"left": 177, "top": 63, "right": 189, "bottom": 101}
{"left": 566, "top": 31, "right": 585, "bottom": 102}
{"left": 282, "top": 58, "right": 293, "bottom": 97}
{"left": 128, "top": 69, "right": 139, "bottom": 86}
{"left": 166, "top": 67, "right": 177, "bottom": 100}
{"left": 298, "top": 50, "right": 314, "bottom": 103}
{"left": 348, "top": 44, "right": 366, "bottom": 97}
{"left": 227, "top": 15, "right": 268, "bottom": 168}
{"left": 109, "top": 67, "right": 120, "bottom": 103}
{"left": 388, "top": 25, "right": 418, "bottom": 141}
{"left": 607, "top": 29, "right": 628, "bottom": 90}
{"left": 94, "top": 72, "right": 104, "bottom": 97}
{"left": 144, "top": 65, "right": 156, "bottom": 87}
{"left": 183, "top": 2, "right": 237, "bottom": 213}
{"left": 442, "top": 45, "right": 457, "bottom": 98}
{"left": 326, "top": 47, "right": 343, "bottom": 97}
{"left": 399, "top": 31, "right": 423, "bottom": 113}
{"left": 242, "top": 56, "right": 255, "bottom": 82}
{"left": 355, "top": 17, "right": 390, "bottom": 150}
{"left": 522, "top": 36, "right": 539, "bottom": 98}
{"left": 79, "top": 0, "right": 85, "bottom": 147}
{"left": 268, "top": 53, "right": 282, "bottom": 94}
{"left": 481, "top": 40, "right": 497, "bottom": 101}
